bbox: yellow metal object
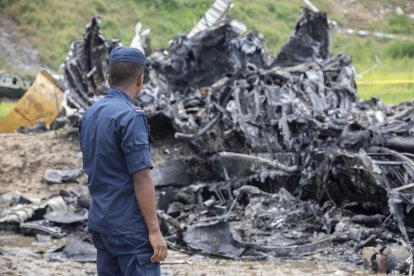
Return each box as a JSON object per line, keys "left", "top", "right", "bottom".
{"left": 0, "top": 70, "right": 63, "bottom": 133}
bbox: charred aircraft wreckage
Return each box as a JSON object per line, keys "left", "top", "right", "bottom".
{"left": 1, "top": 1, "right": 414, "bottom": 274}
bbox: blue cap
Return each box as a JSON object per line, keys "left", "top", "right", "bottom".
{"left": 109, "top": 47, "right": 147, "bottom": 65}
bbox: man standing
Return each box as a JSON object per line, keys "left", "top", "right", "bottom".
{"left": 79, "top": 46, "right": 167, "bottom": 275}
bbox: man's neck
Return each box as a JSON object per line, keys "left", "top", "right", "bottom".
{"left": 113, "top": 85, "right": 137, "bottom": 100}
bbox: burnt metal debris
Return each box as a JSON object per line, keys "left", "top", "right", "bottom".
{"left": 0, "top": 191, "right": 94, "bottom": 261}
{"left": 2, "top": 2, "right": 414, "bottom": 273}
{"left": 43, "top": 168, "right": 85, "bottom": 184}
{"left": 63, "top": 16, "right": 120, "bottom": 111}
{"left": 141, "top": 11, "right": 413, "bottom": 269}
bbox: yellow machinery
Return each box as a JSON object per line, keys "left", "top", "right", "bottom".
{"left": 0, "top": 70, "right": 63, "bottom": 133}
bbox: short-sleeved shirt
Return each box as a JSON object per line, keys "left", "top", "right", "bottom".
{"left": 79, "top": 88, "right": 152, "bottom": 235}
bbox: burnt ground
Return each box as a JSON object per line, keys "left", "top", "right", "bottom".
{"left": 0, "top": 131, "right": 369, "bottom": 275}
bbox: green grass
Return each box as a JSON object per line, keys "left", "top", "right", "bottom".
{"left": 0, "top": 0, "right": 216, "bottom": 72}
{"left": 359, "top": 84, "right": 414, "bottom": 104}
{"left": 355, "top": 60, "right": 414, "bottom": 104}
{"left": 0, "top": 100, "right": 17, "bottom": 118}
{"left": 0, "top": 0, "right": 413, "bottom": 104}
{"left": 357, "top": 80, "right": 414, "bottom": 105}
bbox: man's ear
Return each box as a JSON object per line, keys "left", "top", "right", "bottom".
{"left": 107, "top": 74, "right": 112, "bottom": 87}
{"left": 138, "top": 74, "right": 144, "bottom": 88}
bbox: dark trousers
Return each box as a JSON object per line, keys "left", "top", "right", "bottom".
{"left": 91, "top": 231, "right": 160, "bottom": 276}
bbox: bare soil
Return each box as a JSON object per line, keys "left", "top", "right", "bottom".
{"left": 0, "top": 131, "right": 86, "bottom": 198}
{"left": 0, "top": 253, "right": 370, "bottom": 276}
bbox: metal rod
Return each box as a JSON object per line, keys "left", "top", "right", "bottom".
{"left": 219, "top": 151, "right": 298, "bottom": 173}
{"left": 393, "top": 183, "right": 414, "bottom": 192}
{"left": 175, "top": 115, "right": 220, "bottom": 139}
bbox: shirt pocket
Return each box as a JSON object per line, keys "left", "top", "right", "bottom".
{"left": 122, "top": 131, "right": 148, "bottom": 155}
{"left": 133, "top": 131, "right": 149, "bottom": 146}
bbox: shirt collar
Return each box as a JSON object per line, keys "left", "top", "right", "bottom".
{"left": 108, "top": 88, "right": 133, "bottom": 103}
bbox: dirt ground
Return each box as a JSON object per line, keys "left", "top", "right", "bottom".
{"left": 0, "top": 253, "right": 370, "bottom": 276}
{"left": 0, "top": 131, "right": 85, "bottom": 197}
{"left": 0, "top": 131, "right": 370, "bottom": 275}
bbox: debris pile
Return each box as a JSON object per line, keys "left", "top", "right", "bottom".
{"left": 0, "top": 190, "right": 95, "bottom": 262}
{"left": 143, "top": 12, "right": 414, "bottom": 268}
{"left": 2, "top": 1, "right": 414, "bottom": 273}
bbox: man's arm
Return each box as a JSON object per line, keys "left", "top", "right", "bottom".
{"left": 133, "top": 168, "right": 168, "bottom": 263}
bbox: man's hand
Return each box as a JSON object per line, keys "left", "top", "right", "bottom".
{"left": 133, "top": 168, "right": 168, "bottom": 263}
{"left": 149, "top": 230, "right": 168, "bottom": 263}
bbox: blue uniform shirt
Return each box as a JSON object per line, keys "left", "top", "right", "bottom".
{"left": 79, "top": 88, "right": 152, "bottom": 235}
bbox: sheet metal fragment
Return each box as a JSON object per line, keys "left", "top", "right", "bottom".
{"left": 183, "top": 221, "right": 244, "bottom": 258}
{"left": 44, "top": 210, "right": 86, "bottom": 224}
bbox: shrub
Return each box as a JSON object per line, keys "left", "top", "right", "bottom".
{"left": 387, "top": 40, "right": 414, "bottom": 58}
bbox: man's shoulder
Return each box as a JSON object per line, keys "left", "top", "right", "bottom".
{"left": 82, "top": 96, "right": 147, "bottom": 126}
{"left": 124, "top": 101, "right": 146, "bottom": 115}
{"left": 109, "top": 101, "right": 150, "bottom": 131}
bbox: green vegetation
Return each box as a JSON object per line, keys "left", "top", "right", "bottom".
{"left": 0, "top": 0, "right": 413, "bottom": 104}
{"left": 356, "top": 62, "right": 414, "bottom": 104}
{"left": 358, "top": 82, "right": 414, "bottom": 105}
